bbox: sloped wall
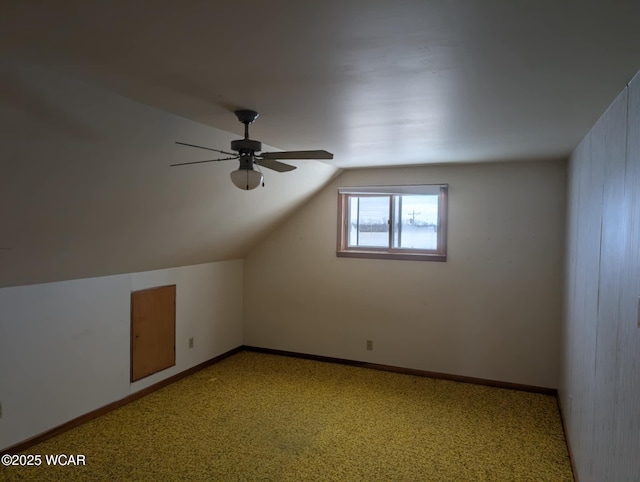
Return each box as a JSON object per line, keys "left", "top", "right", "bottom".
{"left": 0, "top": 58, "right": 338, "bottom": 288}
{"left": 244, "top": 159, "right": 566, "bottom": 388}
{"left": 560, "top": 74, "right": 640, "bottom": 481}
{"left": 0, "top": 260, "right": 243, "bottom": 450}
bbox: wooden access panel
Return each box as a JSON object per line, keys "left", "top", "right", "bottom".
{"left": 131, "top": 285, "right": 176, "bottom": 382}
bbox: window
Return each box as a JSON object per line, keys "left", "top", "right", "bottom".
{"left": 337, "top": 184, "right": 448, "bottom": 261}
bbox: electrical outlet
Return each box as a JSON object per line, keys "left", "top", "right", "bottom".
{"left": 189, "top": 337, "right": 194, "bottom": 349}
{"left": 366, "top": 340, "right": 373, "bottom": 350}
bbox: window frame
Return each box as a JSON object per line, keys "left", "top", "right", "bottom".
{"left": 336, "top": 184, "right": 448, "bottom": 262}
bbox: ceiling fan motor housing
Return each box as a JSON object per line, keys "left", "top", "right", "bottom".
{"left": 231, "top": 138, "right": 262, "bottom": 153}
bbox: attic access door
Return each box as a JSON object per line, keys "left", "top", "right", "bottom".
{"left": 131, "top": 285, "right": 176, "bottom": 382}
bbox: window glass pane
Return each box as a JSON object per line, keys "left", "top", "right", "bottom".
{"left": 348, "top": 196, "right": 389, "bottom": 247}
{"left": 338, "top": 185, "right": 447, "bottom": 261}
{"left": 392, "top": 195, "right": 439, "bottom": 250}
{"left": 348, "top": 197, "right": 359, "bottom": 246}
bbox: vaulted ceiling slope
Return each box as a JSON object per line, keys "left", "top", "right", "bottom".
{"left": 0, "top": 59, "right": 338, "bottom": 288}
{"left": 1, "top": 1, "right": 640, "bottom": 287}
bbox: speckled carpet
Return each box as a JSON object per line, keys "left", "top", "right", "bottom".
{"left": 2, "top": 351, "right": 573, "bottom": 481}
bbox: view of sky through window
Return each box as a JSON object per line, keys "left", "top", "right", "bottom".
{"left": 348, "top": 194, "right": 439, "bottom": 249}
{"left": 352, "top": 195, "right": 438, "bottom": 225}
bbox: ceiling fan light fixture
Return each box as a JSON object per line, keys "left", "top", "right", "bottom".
{"left": 230, "top": 168, "right": 263, "bottom": 190}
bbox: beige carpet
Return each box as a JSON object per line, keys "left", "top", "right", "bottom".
{"left": 2, "top": 351, "right": 573, "bottom": 481}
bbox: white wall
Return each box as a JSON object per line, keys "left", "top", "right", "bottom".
{"left": 244, "top": 160, "right": 566, "bottom": 388}
{"left": 560, "top": 74, "right": 640, "bottom": 481}
{"left": 0, "top": 259, "right": 243, "bottom": 450}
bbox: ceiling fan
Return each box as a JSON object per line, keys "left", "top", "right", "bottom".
{"left": 172, "top": 110, "right": 333, "bottom": 190}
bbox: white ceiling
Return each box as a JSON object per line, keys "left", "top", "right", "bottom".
{"left": 3, "top": 0, "right": 640, "bottom": 168}
{"left": 1, "top": 1, "right": 640, "bottom": 287}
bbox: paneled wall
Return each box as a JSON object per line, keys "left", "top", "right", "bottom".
{"left": 560, "top": 74, "right": 640, "bottom": 481}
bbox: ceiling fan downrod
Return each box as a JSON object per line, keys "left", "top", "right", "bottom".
{"left": 234, "top": 110, "right": 259, "bottom": 139}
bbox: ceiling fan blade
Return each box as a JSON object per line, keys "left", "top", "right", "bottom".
{"left": 175, "top": 141, "right": 236, "bottom": 156}
{"left": 255, "top": 158, "right": 297, "bottom": 172}
{"left": 259, "top": 150, "right": 333, "bottom": 160}
{"left": 170, "top": 156, "right": 238, "bottom": 167}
